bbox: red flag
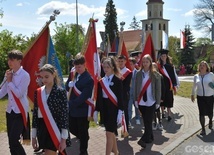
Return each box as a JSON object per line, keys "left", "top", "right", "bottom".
{"left": 111, "top": 36, "right": 119, "bottom": 53}
{"left": 82, "top": 19, "right": 100, "bottom": 100}
{"left": 121, "top": 41, "right": 132, "bottom": 70}
{"left": 138, "top": 33, "right": 156, "bottom": 66}
{"left": 180, "top": 30, "right": 186, "bottom": 49}
{"left": 21, "top": 25, "right": 49, "bottom": 105}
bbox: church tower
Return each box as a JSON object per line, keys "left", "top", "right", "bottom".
{"left": 141, "top": 0, "right": 169, "bottom": 51}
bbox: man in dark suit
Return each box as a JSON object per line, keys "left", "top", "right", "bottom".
{"left": 66, "top": 54, "right": 94, "bottom": 155}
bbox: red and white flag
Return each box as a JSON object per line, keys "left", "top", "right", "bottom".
{"left": 81, "top": 18, "right": 101, "bottom": 101}
{"left": 21, "top": 25, "right": 49, "bottom": 106}
{"left": 180, "top": 30, "right": 186, "bottom": 49}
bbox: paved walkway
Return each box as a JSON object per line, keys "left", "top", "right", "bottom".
{"left": 0, "top": 96, "right": 211, "bottom": 155}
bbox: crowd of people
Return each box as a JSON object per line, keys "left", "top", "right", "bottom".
{"left": 0, "top": 49, "right": 213, "bottom": 155}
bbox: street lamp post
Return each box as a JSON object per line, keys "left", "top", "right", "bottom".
{"left": 76, "top": 0, "right": 79, "bottom": 53}
{"left": 120, "top": 21, "right": 125, "bottom": 32}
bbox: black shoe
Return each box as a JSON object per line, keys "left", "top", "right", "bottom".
{"left": 209, "top": 122, "right": 213, "bottom": 129}
{"left": 200, "top": 130, "right": 206, "bottom": 135}
{"left": 137, "top": 140, "right": 146, "bottom": 148}
{"left": 34, "top": 148, "right": 41, "bottom": 153}
{"left": 168, "top": 116, "right": 172, "bottom": 121}
{"left": 162, "top": 114, "right": 165, "bottom": 118}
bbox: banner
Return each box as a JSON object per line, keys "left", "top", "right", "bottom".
{"left": 21, "top": 25, "right": 64, "bottom": 105}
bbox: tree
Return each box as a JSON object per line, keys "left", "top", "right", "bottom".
{"left": 179, "top": 25, "right": 195, "bottom": 66}
{"left": 195, "top": 37, "right": 212, "bottom": 46}
{"left": 193, "top": 0, "right": 214, "bottom": 36}
{"left": 0, "top": 30, "right": 32, "bottom": 80}
{"left": 103, "top": 0, "right": 118, "bottom": 46}
{"left": 168, "top": 36, "right": 180, "bottom": 66}
{"left": 129, "top": 16, "right": 141, "bottom": 30}
{"left": 0, "top": 1, "right": 3, "bottom": 26}
{"left": 52, "top": 22, "right": 85, "bottom": 74}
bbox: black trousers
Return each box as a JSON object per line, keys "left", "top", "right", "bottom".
{"left": 139, "top": 104, "right": 155, "bottom": 142}
{"left": 6, "top": 111, "right": 26, "bottom": 155}
{"left": 69, "top": 116, "right": 89, "bottom": 154}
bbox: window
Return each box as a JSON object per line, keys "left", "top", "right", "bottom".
{"left": 163, "top": 24, "right": 166, "bottom": 31}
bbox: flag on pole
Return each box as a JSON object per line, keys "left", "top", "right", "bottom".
{"left": 120, "top": 40, "right": 132, "bottom": 70}
{"left": 105, "top": 34, "right": 111, "bottom": 56}
{"left": 81, "top": 18, "right": 100, "bottom": 101}
{"left": 162, "top": 30, "right": 168, "bottom": 49}
{"left": 111, "top": 36, "right": 119, "bottom": 53}
{"left": 180, "top": 30, "right": 186, "bottom": 49}
{"left": 47, "top": 37, "right": 64, "bottom": 87}
{"left": 138, "top": 33, "right": 156, "bottom": 66}
{"left": 21, "top": 25, "right": 64, "bottom": 105}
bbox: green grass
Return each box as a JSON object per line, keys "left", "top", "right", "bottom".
{"left": 0, "top": 81, "right": 193, "bottom": 132}
{"left": 176, "top": 81, "right": 193, "bottom": 98}
{"left": 0, "top": 98, "right": 7, "bottom": 132}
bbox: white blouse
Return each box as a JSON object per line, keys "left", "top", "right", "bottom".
{"left": 192, "top": 72, "right": 214, "bottom": 96}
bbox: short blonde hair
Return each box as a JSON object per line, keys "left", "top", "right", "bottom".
{"left": 198, "top": 61, "right": 210, "bottom": 72}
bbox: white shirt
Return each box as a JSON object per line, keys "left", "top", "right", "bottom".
{"left": 192, "top": 72, "right": 214, "bottom": 96}
{"left": 0, "top": 66, "right": 30, "bottom": 114}
{"left": 138, "top": 70, "right": 155, "bottom": 107}
{"left": 102, "top": 74, "right": 114, "bottom": 98}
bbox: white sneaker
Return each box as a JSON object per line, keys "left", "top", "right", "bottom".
{"left": 152, "top": 123, "right": 157, "bottom": 130}
{"left": 136, "top": 119, "right": 141, "bottom": 125}
{"left": 158, "top": 122, "right": 163, "bottom": 130}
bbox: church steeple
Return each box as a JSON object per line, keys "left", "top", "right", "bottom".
{"left": 146, "top": 0, "right": 164, "bottom": 19}
{"left": 141, "top": 0, "right": 169, "bottom": 51}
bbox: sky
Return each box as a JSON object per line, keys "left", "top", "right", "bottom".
{"left": 0, "top": 0, "right": 208, "bottom": 47}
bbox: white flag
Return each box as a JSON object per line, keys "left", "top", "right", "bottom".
{"left": 162, "top": 30, "right": 168, "bottom": 49}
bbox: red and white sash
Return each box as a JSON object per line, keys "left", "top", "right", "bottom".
{"left": 99, "top": 79, "right": 118, "bottom": 107}
{"left": 121, "top": 67, "right": 131, "bottom": 80}
{"left": 137, "top": 79, "right": 151, "bottom": 104}
{"left": 11, "top": 91, "right": 28, "bottom": 128}
{"left": 37, "top": 86, "right": 65, "bottom": 155}
{"left": 158, "top": 64, "right": 174, "bottom": 91}
{"left": 73, "top": 85, "right": 95, "bottom": 117}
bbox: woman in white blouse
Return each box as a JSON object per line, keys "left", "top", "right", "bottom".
{"left": 191, "top": 61, "right": 214, "bottom": 135}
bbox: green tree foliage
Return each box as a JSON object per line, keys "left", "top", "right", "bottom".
{"left": 179, "top": 25, "right": 195, "bottom": 66}
{"left": 0, "top": 30, "right": 33, "bottom": 80}
{"left": 168, "top": 36, "right": 180, "bottom": 66}
{"left": 103, "top": 0, "right": 118, "bottom": 46}
{"left": 129, "top": 16, "right": 141, "bottom": 30}
{"left": 0, "top": 1, "right": 3, "bottom": 27}
{"left": 52, "top": 22, "right": 85, "bottom": 74}
{"left": 193, "top": 0, "right": 214, "bottom": 36}
{"left": 195, "top": 37, "right": 212, "bottom": 46}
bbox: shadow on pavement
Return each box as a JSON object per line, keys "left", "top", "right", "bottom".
{"left": 163, "top": 112, "right": 183, "bottom": 134}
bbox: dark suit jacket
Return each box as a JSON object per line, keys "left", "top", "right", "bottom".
{"left": 122, "top": 72, "right": 132, "bottom": 107}
{"left": 96, "top": 75, "right": 124, "bottom": 111}
{"left": 69, "top": 70, "right": 94, "bottom": 117}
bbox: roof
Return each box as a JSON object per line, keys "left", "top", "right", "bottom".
{"left": 120, "top": 30, "right": 142, "bottom": 52}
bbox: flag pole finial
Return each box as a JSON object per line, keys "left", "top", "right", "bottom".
{"left": 47, "top": 10, "right": 60, "bottom": 25}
